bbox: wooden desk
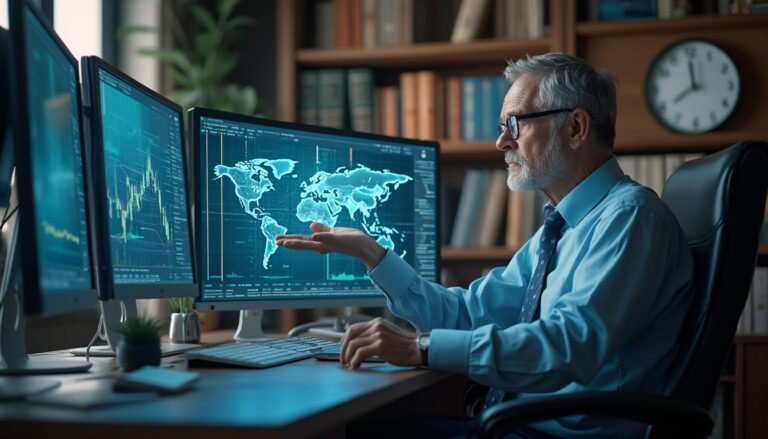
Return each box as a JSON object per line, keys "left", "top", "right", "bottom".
{"left": 0, "top": 334, "right": 461, "bottom": 438}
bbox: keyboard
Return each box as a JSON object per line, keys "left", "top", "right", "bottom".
{"left": 186, "top": 336, "right": 338, "bottom": 368}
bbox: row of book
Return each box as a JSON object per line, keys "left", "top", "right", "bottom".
{"left": 736, "top": 267, "right": 768, "bottom": 335}
{"left": 443, "top": 169, "right": 549, "bottom": 249}
{"left": 299, "top": 68, "right": 508, "bottom": 141}
{"left": 583, "top": 0, "right": 766, "bottom": 21}
{"left": 616, "top": 153, "right": 705, "bottom": 196}
{"left": 310, "top": 0, "right": 547, "bottom": 49}
{"left": 444, "top": 153, "right": 707, "bottom": 250}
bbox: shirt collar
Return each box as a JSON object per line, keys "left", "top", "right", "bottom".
{"left": 552, "top": 157, "right": 625, "bottom": 228}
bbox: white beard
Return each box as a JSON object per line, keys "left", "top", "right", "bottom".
{"left": 506, "top": 133, "right": 570, "bottom": 192}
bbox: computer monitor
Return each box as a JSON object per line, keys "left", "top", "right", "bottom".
{"left": 77, "top": 56, "right": 197, "bottom": 355}
{"left": 0, "top": 0, "right": 95, "bottom": 380}
{"left": 189, "top": 108, "right": 440, "bottom": 339}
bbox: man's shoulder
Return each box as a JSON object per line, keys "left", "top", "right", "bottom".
{"left": 597, "top": 179, "right": 678, "bottom": 225}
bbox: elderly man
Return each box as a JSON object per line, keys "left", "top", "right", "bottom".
{"left": 276, "top": 53, "right": 693, "bottom": 438}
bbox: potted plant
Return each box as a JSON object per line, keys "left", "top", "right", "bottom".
{"left": 115, "top": 316, "right": 163, "bottom": 372}
{"left": 168, "top": 297, "right": 200, "bottom": 344}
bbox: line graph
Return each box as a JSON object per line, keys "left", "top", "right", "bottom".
{"left": 97, "top": 70, "right": 194, "bottom": 284}
{"left": 107, "top": 150, "right": 172, "bottom": 243}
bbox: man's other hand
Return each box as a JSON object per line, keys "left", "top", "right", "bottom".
{"left": 276, "top": 222, "right": 386, "bottom": 270}
{"left": 339, "top": 318, "right": 422, "bottom": 370}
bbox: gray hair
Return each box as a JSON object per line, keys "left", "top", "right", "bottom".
{"left": 503, "top": 53, "right": 617, "bottom": 149}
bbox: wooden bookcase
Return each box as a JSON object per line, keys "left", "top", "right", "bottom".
{"left": 275, "top": 1, "right": 768, "bottom": 436}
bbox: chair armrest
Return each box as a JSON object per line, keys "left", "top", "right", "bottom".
{"left": 475, "top": 392, "right": 713, "bottom": 439}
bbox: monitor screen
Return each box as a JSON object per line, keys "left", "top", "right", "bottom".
{"left": 82, "top": 56, "right": 196, "bottom": 299}
{"left": 191, "top": 108, "right": 439, "bottom": 311}
{"left": 9, "top": 1, "right": 96, "bottom": 314}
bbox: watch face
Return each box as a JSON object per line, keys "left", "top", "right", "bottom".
{"left": 645, "top": 39, "right": 740, "bottom": 134}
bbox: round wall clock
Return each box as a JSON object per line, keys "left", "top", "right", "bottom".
{"left": 645, "top": 39, "right": 741, "bottom": 134}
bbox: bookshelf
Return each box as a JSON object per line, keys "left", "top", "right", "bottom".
{"left": 275, "top": 1, "right": 768, "bottom": 436}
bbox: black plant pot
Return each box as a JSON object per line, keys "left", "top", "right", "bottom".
{"left": 116, "top": 336, "right": 161, "bottom": 371}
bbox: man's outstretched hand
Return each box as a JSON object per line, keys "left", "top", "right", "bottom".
{"left": 340, "top": 318, "right": 422, "bottom": 370}
{"left": 275, "top": 222, "right": 387, "bottom": 270}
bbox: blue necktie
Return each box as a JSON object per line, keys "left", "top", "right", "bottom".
{"left": 483, "top": 206, "right": 565, "bottom": 410}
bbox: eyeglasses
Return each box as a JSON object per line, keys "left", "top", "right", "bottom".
{"left": 496, "top": 108, "right": 574, "bottom": 140}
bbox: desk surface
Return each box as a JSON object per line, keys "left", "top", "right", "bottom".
{"left": 0, "top": 334, "right": 455, "bottom": 438}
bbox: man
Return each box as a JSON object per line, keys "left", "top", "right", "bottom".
{"left": 276, "top": 53, "right": 693, "bottom": 438}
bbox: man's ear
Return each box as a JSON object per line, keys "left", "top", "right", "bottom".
{"left": 566, "top": 108, "right": 591, "bottom": 150}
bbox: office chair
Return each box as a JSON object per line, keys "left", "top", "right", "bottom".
{"left": 474, "top": 141, "right": 768, "bottom": 439}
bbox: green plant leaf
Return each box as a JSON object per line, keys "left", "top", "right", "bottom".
{"left": 210, "top": 52, "right": 240, "bottom": 78}
{"left": 137, "top": 48, "right": 194, "bottom": 74}
{"left": 170, "top": 67, "right": 193, "bottom": 89}
{"left": 170, "top": 88, "right": 203, "bottom": 108}
{"left": 114, "top": 316, "right": 163, "bottom": 340}
{"left": 224, "top": 16, "right": 256, "bottom": 33}
{"left": 189, "top": 4, "right": 217, "bottom": 33}
{"left": 217, "top": 0, "right": 240, "bottom": 20}
{"left": 116, "top": 25, "right": 158, "bottom": 41}
{"left": 193, "top": 32, "right": 215, "bottom": 59}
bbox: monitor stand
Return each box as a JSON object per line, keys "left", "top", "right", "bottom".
{"left": 234, "top": 309, "right": 268, "bottom": 341}
{"left": 287, "top": 307, "right": 373, "bottom": 338}
{"left": 70, "top": 299, "right": 201, "bottom": 357}
{"left": 0, "top": 202, "right": 91, "bottom": 395}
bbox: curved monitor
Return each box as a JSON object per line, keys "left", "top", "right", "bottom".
{"left": 9, "top": 0, "right": 97, "bottom": 315}
{"left": 190, "top": 108, "right": 440, "bottom": 311}
{"left": 81, "top": 56, "right": 197, "bottom": 300}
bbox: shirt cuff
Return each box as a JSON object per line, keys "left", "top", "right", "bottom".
{"left": 368, "top": 251, "right": 416, "bottom": 301}
{"left": 429, "top": 329, "right": 471, "bottom": 375}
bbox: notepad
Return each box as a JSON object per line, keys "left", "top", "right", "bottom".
{"left": 113, "top": 365, "right": 200, "bottom": 394}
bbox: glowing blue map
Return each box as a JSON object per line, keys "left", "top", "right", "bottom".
{"left": 215, "top": 160, "right": 411, "bottom": 269}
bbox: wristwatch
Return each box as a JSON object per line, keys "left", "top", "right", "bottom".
{"left": 416, "top": 333, "right": 430, "bottom": 368}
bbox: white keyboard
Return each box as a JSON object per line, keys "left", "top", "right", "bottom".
{"left": 186, "top": 336, "right": 338, "bottom": 368}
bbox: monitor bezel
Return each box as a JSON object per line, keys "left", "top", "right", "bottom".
{"left": 189, "top": 107, "right": 441, "bottom": 312}
{"left": 8, "top": 0, "right": 98, "bottom": 315}
{"left": 81, "top": 55, "right": 198, "bottom": 301}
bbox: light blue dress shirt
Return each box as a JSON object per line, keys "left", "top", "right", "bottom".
{"left": 369, "top": 157, "right": 694, "bottom": 438}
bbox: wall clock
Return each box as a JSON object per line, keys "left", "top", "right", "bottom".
{"left": 645, "top": 39, "right": 741, "bottom": 134}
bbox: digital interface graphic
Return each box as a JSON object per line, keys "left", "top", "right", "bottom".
{"left": 98, "top": 69, "right": 194, "bottom": 285}
{"left": 25, "top": 7, "right": 92, "bottom": 292}
{"left": 199, "top": 117, "right": 438, "bottom": 302}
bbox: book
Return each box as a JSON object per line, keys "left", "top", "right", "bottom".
{"left": 378, "top": 86, "right": 400, "bottom": 136}
{"left": 315, "top": 0, "right": 335, "bottom": 48}
{"left": 477, "top": 170, "right": 509, "bottom": 247}
{"left": 445, "top": 76, "right": 462, "bottom": 140}
{"left": 399, "top": 72, "right": 418, "bottom": 138}
{"left": 347, "top": 68, "right": 374, "bottom": 133}
{"left": 525, "top": 0, "right": 545, "bottom": 38}
{"left": 450, "top": 0, "right": 492, "bottom": 43}
{"left": 598, "top": 0, "right": 658, "bottom": 21}
{"left": 440, "top": 184, "right": 460, "bottom": 245}
{"left": 299, "top": 70, "right": 319, "bottom": 126}
{"left": 450, "top": 169, "right": 487, "bottom": 248}
{"left": 361, "top": 0, "right": 377, "bottom": 47}
{"left": 461, "top": 76, "right": 479, "bottom": 141}
{"left": 416, "top": 70, "right": 437, "bottom": 139}
{"left": 377, "top": 0, "right": 399, "bottom": 46}
{"left": 334, "top": 0, "right": 353, "bottom": 48}
{"left": 318, "top": 69, "right": 347, "bottom": 129}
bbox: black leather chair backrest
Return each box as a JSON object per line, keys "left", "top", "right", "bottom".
{"left": 660, "top": 141, "right": 768, "bottom": 410}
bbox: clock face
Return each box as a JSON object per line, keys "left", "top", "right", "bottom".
{"left": 645, "top": 39, "right": 740, "bottom": 134}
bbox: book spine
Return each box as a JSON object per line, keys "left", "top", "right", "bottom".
{"left": 299, "top": 70, "right": 320, "bottom": 126}
{"left": 361, "top": 0, "right": 377, "bottom": 47}
{"left": 379, "top": 86, "right": 399, "bottom": 136}
{"left": 461, "top": 77, "right": 478, "bottom": 141}
{"left": 446, "top": 76, "right": 462, "bottom": 140}
{"left": 400, "top": 72, "right": 418, "bottom": 138}
{"left": 347, "top": 68, "right": 374, "bottom": 133}
{"left": 318, "top": 69, "right": 347, "bottom": 129}
{"left": 477, "top": 170, "right": 508, "bottom": 247}
{"left": 377, "top": 0, "right": 398, "bottom": 46}
{"left": 416, "top": 71, "right": 437, "bottom": 140}
{"left": 450, "top": 0, "right": 491, "bottom": 43}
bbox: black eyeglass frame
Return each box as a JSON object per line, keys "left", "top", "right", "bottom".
{"left": 496, "top": 108, "right": 574, "bottom": 139}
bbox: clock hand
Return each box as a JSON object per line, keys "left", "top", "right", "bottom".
{"left": 672, "top": 86, "right": 694, "bottom": 104}
{"left": 688, "top": 61, "right": 698, "bottom": 90}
